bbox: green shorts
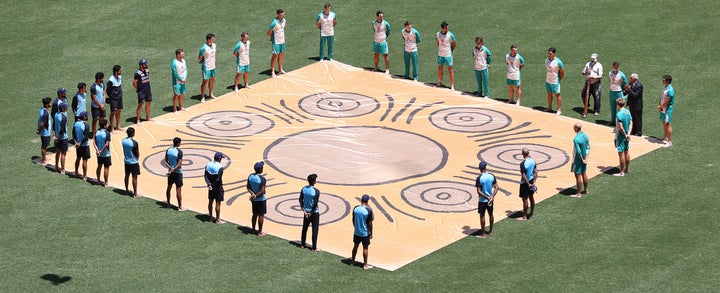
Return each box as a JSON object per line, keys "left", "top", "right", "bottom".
{"left": 272, "top": 43, "right": 286, "bottom": 54}
{"left": 373, "top": 42, "right": 388, "bottom": 55}
{"left": 545, "top": 82, "right": 560, "bottom": 94}
{"left": 615, "top": 138, "right": 629, "bottom": 152}
{"left": 173, "top": 83, "right": 187, "bottom": 95}
{"left": 506, "top": 78, "right": 521, "bottom": 86}
{"left": 660, "top": 110, "right": 673, "bottom": 123}
{"left": 571, "top": 159, "right": 586, "bottom": 174}
{"left": 236, "top": 64, "right": 250, "bottom": 74}
{"left": 437, "top": 56, "right": 453, "bottom": 67}
{"left": 202, "top": 68, "right": 216, "bottom": 80}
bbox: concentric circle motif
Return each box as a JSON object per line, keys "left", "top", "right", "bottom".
{"left": 429, "top": 107, "right": 512, "bottom": 133}
{"left": 401, "top": 181, "right": 477, "bottom": 213}
{"left": 265, "top": 126, "right": 447, "bottom": 186}
{"left": 186, "top": 111, "right": 274, "bottom": 137}
{"left": 264, "top": 193, "right": 350, "bottom": 226}
{"left": 298, "top": 92, "right": 380, "bottom": 118}
{"left": 142, "top": 148, "right": 231, "bottom": 178}
{"left": 477, "top": 143, "right": 569, "bottom": 171}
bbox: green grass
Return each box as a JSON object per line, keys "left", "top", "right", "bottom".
{"left": 2, "top": 0, "right": 719, "bottom": 291}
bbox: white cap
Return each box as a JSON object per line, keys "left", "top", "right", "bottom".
{"left": 590, "top": 53, "right": 598, "bottom": 61}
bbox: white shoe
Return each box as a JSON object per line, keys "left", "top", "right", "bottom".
{"left": 556, "top": 110, "right": 562, "bottom": 116}
{"left": 515, "top": 101, "right": 520, "bottom": 106}
{"left": 234, "top": 87, "right": 239, "bottom": 92}
{"left": 385, "top": 69, "right": 390, "bottom": 75}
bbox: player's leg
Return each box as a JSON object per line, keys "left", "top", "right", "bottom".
{"left": 102, "top": 165, "right": 109, "bottom": 187}
{"left": 270, "top": 53, "right": 278, "bottom": 78}
{"left": 176, "top": 186, "right": 183, "bottom": 210}
{"left": 403, "top": 51, "right": 411, "bottom": 78}
{"left": 301, "top": 215, "right": 310, "bottom": 248}
{"left": 448, "top": 66, "right": 454, "bottom": 91}
{"left": 556, "top": 93, "right": 562, "bottom": 115}
{"left": 311, "top": 213, "right": 319, "bottom": 250}
{"left": 165, "top": 183, "right": 173, "bottom": 207}
{"left": 145, "top": 101, "right": 152, "bottom": 121}
{"left": 327, "top": 36, "right": 334, "bottom": 60}
{"left": 319, "top": 36, "right": 326, "bottom": 60}
{"left": 208, "top": 198, "right": 214, "bottom": 222}
{"left": 278, "top": 52, "right": 285, "bottom": 73}
{"left": 208, "top": 76, "right": 216, "bottom": 98}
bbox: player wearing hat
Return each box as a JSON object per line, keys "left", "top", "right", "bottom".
{"left": 205, "top": 152, "right": 226, "bottom": 223}
{"left": 73, "top": 111, "right": 91, "bottom": 180}
{"left": 475, "top": 161, "right": 498, "bottom": 238}
{"left": 51, "top": 87, "right": 68, "bottom": 126}
{"left": 53, "top": 102, "right": 69, "bottom": 174}
{"left": 247, "top": 161, "right": 267, "bottom": 235}
{"left": 133, "top": 59, "right": 153, "bottom": 124}
{"left": 122, "top": 127, "right": 140, "bottom": 197}
{"left": 351, "top": 194, "right": 374, "bottom": 270}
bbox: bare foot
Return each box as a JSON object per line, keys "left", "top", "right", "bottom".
{"left": 363, "top": 264, "right": 374, "bottom": 270}
{"left": 210, "top": 95, "right": 217, "bottom": 99}
{"left": 271, "top": 72, "right": 277, "bottom": 78}
{"left": 178, "top": 207, "right": 186, "bottom": 211}
{"left": 280, "top": 69, "right": 287, "bottom": 74}
{"left": 475, "top": 234, "right": 486, "bottom": 239}
{"left": 257, "top": 232, "right": 266, "bottom": 236}
{"left": 570, "top": 194, "right": 582, "bottom": 198}
{"left": 613, "top": 172, "right": 625, "bottom": 177}
{"left": 372, "top": 68, "right": 378, "bottom": 72}
{"left": 245, "top": 85, "right": 252, "bottom": 89}
{"left": 517, "top": 217, "right": 527, "bottom": 221}
{"left": 436, "top": 82, "right": 443, "bottom": 87}
{"left": 146, "top": 117, "right": 153, "bottom": 121}
{"left": 103, "top": 183, "right": 108, "bottom": 187}
{"left": 133, "top": 194, "right": 140, "bottom": 198}
{"left": 216, "top": 219, "right": 225, "bottom": 224}
{"left": 581, "top": 190, "right": 588, "bottom": 195}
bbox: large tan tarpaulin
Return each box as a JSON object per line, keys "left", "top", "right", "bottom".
{"left": 45, "top": 61, "right": 661, "bottom": 270}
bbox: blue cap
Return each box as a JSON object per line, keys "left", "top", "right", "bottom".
{"left": 361, "top": 194, "right": 370, "bottom": 202}
{"left": 214, "top": 152, "right": 225, "bottom": 161}
{"left": 78, "top": 111, "right": 88, "bottom": 119}
{"left": 57, "top": 87, "right": 67, "bottom": 94}
{"left": 479, "top": 161, "right": 487, "bottom": 170}
{"left": 138, "top": 59, "right": 147, "bottom": 65}
{"left": 254, "top": 161, "right": 264, "bottom": 171}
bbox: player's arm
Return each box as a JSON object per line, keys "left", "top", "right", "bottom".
{"left": 246, "top": 179, "right": 255, "bottom": 198}
{"left": 486, "top": 47, "right": 491, "bottom": 64}
{"left": 132, "top": 75, "right": 139, "bottom": 91}
{"left": 204, "top": 169, "right": 212, "bottom": 188}
{"left": 133, "top": 141, "right": 139, "bottom": 161}
{"left": 520, "top": 164, "right": 529, "bottom": 185}
{"left": 559, "top": 67, "right": 565, "bottom": 80}
{"left": 298, "top": 192, "right": 305, "bottom": 211}
{"left": 316, "top": 14, "right": 321, "bottom": 29}
{"left": 311, "top": 189, "right": 320, "bottom": 213}
{"left": 450, "top": 41, "right": 456, "bottom": 52}
{"left": 415, "top": 30, "right": 421, "bottom": 43}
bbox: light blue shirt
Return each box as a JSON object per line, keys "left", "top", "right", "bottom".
{"left": 353, "top": 205, "right": 374, "bottom": 237}
{"left": 122, "top": 137, "right": 139, "bottom": 164}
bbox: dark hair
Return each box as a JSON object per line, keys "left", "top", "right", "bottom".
{"left": 99, "top": 119, "right": 108, "bottom": 129}
{"left": 663, "top": 74, "right": 672, "bottom": 84}
{"left": 112, "top": 65, "right": 121, "bottom": 74}
{"left": 95, "top": 72, "right": 104, "bottom": 81}
{"left": 42, "top": 97, "right": 52, "bottom": 106}
{"left": 206, "top": 34, "right": 215, "bottom": 41}
{"left": 175, "top": 48, "right": 184, "bottom": 56}
{"left": 475, "top": 36, "right": 484, "bottom": 43}
{"left": 548, "top": 47, "right": 556, "bottom": 53}
{"left": 376, "top": 10, "right": 383, "bottom": 16}
{"left": 77, "top": 82, "right": 86, "bottom": 90}
{"left": 612, "top": 61, "right": 620, "bottom": 67}
{"left": 324, "top": 2, "right": 331, "bottom": 8}
{"left": 440, "top": 21, "right": 448, "bottom": 28}
{"left": 277, "top": 9, "right": 284, "bottom": 14}
{"left": 510, "top": 44, "right": 517, "bottom": 50}
{"left": 404, "top": 21, "right": 411, "bottom": 26}
{"left": 307, "top": 173, "right": 318, "bottom": 185}
{"left": 173, "top": 137, "right": 181, "bottom": 146}
{"left": 126, "top": 127, "right": 135, "bottom": 137}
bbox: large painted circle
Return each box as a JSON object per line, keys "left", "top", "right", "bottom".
{"left": 401, "top": 181, "right": 477, "bottom": 213}
{"left": 142, "top": 148, "right": 231, "bottom": 178}
{"left": 477, "top": 143, "right": 569, "bottom": 171}
{"left": 264, "top": 193, "right": 350, "bottom": 226}
{"left": 299, "top": 92, "right": 380, "bottom": 118}
{"left": 186, "top": 111, "right": 274, "bottom": 137}
{"left": 265, "top": 126, "right": 448, "bottom": 186}
{"left": 429, "top": 107, "right": 511, "bottom": 133}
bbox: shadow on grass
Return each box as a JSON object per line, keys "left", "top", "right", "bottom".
{"left": 195, "top": 214, "right": 213, "bottom": 223}
{"left": 237, "top": 225, "right": 255, "bottom": 235}
{"left": 340, "top": 258, "right": 363, "bottom": 267}
{"left": 460, "top": 225, "right": 482, "bottom": 236}
{"left": 505, "top": 209, "right": 523, "bottom": 218}
{"left": 597, "top": 165, "right": 620, "bottom": 175}
{"left": 112, "top": 188, "right": 133, "bottom": 197}
{"left": 40, "top": 274, "right": 72, "bottom": 285}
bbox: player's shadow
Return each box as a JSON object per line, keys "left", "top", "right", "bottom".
{"left": 557, "top": 187, "right": 578, "bottom": 196}
{"left": 236, "top": 226, "right": 255, "bottom": 235}
{"left": 40, "top": 273, "right": 72, "bottom": 285}
{"left": 124, "top": 117, "right": 141, "bottom": 124}
{"left": 112, "top": 188, "right": 134, "bottom": 197}
{"left": 195, "top": 214, "right": 213, "bottom": 223}
{"left": 460, "top": 225, "right": 482, "bottom": 236}
{"left": 505, "top": 210, "right": 524, "bottom": 219}
{"left": 189, "top": 94, "right": 204, "bottom": 102}
{"left": 532, "top": 106, "right": 548, "bottom": 112}
{"left": 341, "top": 258, "right": 364, "bottom": 267}
{"left": 258, "top": 69, "right": 274, "bottom": 77}
{"left": 162, "top": 105, "right": 182, "bottom": 113}
{"left": 307, "top": 57, "right": 321, "bottom": 62}
{"left": 597, "top": 165, "right": 622, "bottom": 175}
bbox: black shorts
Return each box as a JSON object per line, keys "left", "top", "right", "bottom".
{"left": 167, "top": 172, "right": 183, "bottom": 187}
{"left": 519, "top": 181, "right": 536, "bottom": 198}
{"left": 91, "top": 107, "right": 106, "bottom": 119}
{"left": 208, "top": 187, "right": 225, "bottom": 201}
{"left": 76, "top": 145, "right": 91, "bottom": 160}
{"left": 55, "top": 139, "right": 68, "bottom": 152}
{"left": 251, "top": 200, "right": 267, "bottom": 215}
{"left": 353, "top": 235, "right": 371, "bottom": 247}
{"left": 97, "top": 156, "right": 112, "bottom": 167}
{"left": 477, "top": 201, "right": 493, "bottom": 216}
{"left": 137, "top": 93, "right": 152, "bottom": 104}
{"left": 124, "top": 163, "right": 140, "bottom": 176}
{"left": 109, "top": 98, "right": 123, "bottom": 111}
{"left": 41, "top": 136, "right": 51, "bottom": 148}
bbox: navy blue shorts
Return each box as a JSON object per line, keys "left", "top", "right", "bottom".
{"left": 55, "top": 139, "right": 68, "bottom": 152}
{"left": 76, "top": 145, "right": 91, "bottom": 160}
{"left": 91, "top": 107, "right": 106, "bottom": 119}
{"left": 97, "top": 156, "right": 112, "bottom": 167}
{"left": 519, "top": 181, "right": 536, "bottom": 198}
{"left": 209, "top": 187, "right": 224, "bottom": 201}
{"left": 252, "top": 200, "right": 266, "bottom": 215}
{"left": 353, "top": 235, "right": 371, "bottom": 247}
{"left": 167, "top": 172, "right": 183, "bottom": 187}
{"left": 137, "top": 93, "right": 152, "bottom": 104}
{"left": 124, "top": 163, "right": 140, "bottom": 176}
{"left": 41, "top": 136, "right": 51, "bottom": 148}
{"left": 478, "top": 201, "right": 493, "bottom": 216}
{"left": 109, "top": 98, "right": 123, "bottom": 111}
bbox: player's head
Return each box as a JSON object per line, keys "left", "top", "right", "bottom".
{"left": 126, "top": 127, "right": 135, "bottom": 138}
{"left": 95, "top": 72, "right": 104, "bottom": 82}
{"left": 361, "top": 194, "right": 370, "bottom": 203}
{"left": 206, "top": 33, "right": 215, "bottom": 42}
{"left": 324, "top": 2, "right": 331, "bottom": 9}
{"left": 214, "top": 152, "right": 225, "bottom": 162}
{"left": 307, "top": 173, "right": 318, "bottom": 185}
{"left": 630, "top": 73, "right": 639, "bottom": 81}
{"left": 548, "top": 47, "right": 556, "bottom": 54}
{"left": 404, "top": 20, "right": 411, "bottom": 28}
{"left": 172, "top": 137, "right": 181, "bottom": 147}
{"left": 440, "top": 21, "right": 448, "bottom": 29}
{"left": 475, "top": 36, "right": 484, "bottom": 46}
{"left": 59, "top": 103, "right": 68, "bottom": 112}
{"left": 175, "top": 48, "right": 184, "bottom": 59}
{"left": 276, "top": 8, "right": 284, "bottom": 15}
{"left": 479, "top": 161, "right": 487, "bottom": 171}
{"left": 112, "top": 64, "right": 121, "bottom": 75}
{"left": 573, "top": 123, "right": 582, "bottom": 133}
{"left": 42, "top": 97, "right": 52, "bottom": 107}
{"left": 78, "top": 111, "right": 88, "bottom": 121}
{"left": 77, "top": 82, "right": 86, "bottom": 91}
{"left": 254, "top": 161, "right": 264, "bottom": 173}
{"left": 522, "top": 148, "right": 530, "bottom": 158}
{"left": 241, "top": 32, "right": 249, "bottom": 41}
{"left": 591, "top": 53, "right": 598, "bottom": 61}
{"left": 99, "top": 119, "right": 108, "bottom": 129}
{"left": 376, "top": 10, "right": 383, "bottom": 18}
{"left": 616, "top": 97, "right": 626, "bottom": 108}
{"left": 138, "top": 59, "right": 148, "bottom": 68}
{"left": 612, "top": 61, "right": 620, "bottom": 70}
{"left": 663, "top": 74, "right": 672, "bottom": 84}
{"left": 57, "top": 87, "right": 67, "bottom": 97}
